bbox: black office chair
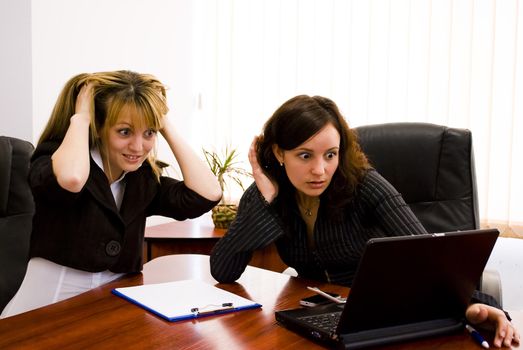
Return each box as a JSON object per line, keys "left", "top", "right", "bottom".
{"left": 354, "top": 122, "right": 502, "bottom": 305}
{"left": 0, "top": 136, "right": 34, "bottom": 311}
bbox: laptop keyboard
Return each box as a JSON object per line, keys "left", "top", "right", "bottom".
{"left": 298, "top": 312, "right": 342, "bottom": 332}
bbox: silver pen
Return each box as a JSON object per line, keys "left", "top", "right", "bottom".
{"left": 306, "top": 286, "right": 346, "bottom": 304}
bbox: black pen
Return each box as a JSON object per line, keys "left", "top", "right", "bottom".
{"left": 465, "top": 324, "right": 489, "bottom": 349}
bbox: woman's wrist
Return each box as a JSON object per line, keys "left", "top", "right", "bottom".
{"left": 257, "top": 188, "right": 275, "bottom": 206}
{"left": 70, "top": 113, "right": 91, "bottom": 125}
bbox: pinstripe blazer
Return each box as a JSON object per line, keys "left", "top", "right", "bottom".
{"left": 210, "top": 169, "right": 428, "bottom": 286}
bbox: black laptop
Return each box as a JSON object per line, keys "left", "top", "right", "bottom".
{"left": 275, "top": 229, "right": 499, "bottom": 349}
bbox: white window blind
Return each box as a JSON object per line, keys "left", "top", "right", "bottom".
{"left": 192, "top": 0, "right": 523, "bottom": 237}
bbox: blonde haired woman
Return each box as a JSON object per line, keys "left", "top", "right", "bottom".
{"left": 1, "top": 70, "right": 221, "bottom": 318}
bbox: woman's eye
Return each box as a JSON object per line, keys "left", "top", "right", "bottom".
{"left": 298, "top": 153, "right": 311, "bottom": 160}
{"left": 118, "top": 128, "right": 131, "bottom": 136}
{"left": 144, "top": 129, "right": 157, "bottom": 138}
{"left": 326, "top": 151, "right": 338, "bottom": 159}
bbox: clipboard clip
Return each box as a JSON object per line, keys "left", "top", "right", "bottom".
{"left": 190, "top": 303, "right": 234, "bottom": 316}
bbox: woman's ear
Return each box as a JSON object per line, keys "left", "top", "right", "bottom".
{"left": 272, "top": 144, "right": 284, "bottom": 165}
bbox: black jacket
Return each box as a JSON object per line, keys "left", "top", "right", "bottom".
{"left": 29, "top": 141, "right": 218, "bottom": 273}
{"left": 211, "top": 170, "right": 427, "bottom": 285}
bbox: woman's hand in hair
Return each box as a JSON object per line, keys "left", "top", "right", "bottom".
{"left": 249, "top": 136, "right": 278, "bottom": 204}
{"left": 51, "top": 83, "right": 92, "bottom": 193}
{"left": 73, "top": 83, "right": 93, "bottom": 123}
{"left": 159, "top": 116, "right": 222, "bottom": 202}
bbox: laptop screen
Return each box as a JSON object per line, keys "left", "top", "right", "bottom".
{"left": 336, "top": 229, "right": 499, "bottom": 334}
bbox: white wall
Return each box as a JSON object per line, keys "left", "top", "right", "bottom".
{"left": 0, "top": 0, "right": 200, "bottom": 224}
{"left": 31, "top": 0, "right": 197, "bottom": 170}
{"left": 0, "top": 0, "right": 33, "bottom": 141}
{"left": 1, "top": 0, "right": 199, "bottom": 161}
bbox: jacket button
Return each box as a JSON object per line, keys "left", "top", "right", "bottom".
{"left": 105, "top": 240, "right": 121, "bottom": 257}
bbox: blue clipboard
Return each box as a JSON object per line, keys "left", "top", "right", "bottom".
{"left": 112, "top": 279, "right": 262, "bottom": 322}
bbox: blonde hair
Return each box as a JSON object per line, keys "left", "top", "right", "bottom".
{"left": 39, "top": 70, "right": 169, "bottom": 181}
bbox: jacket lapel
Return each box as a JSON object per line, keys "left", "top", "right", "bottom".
{"left": 119, "top": 164, "right": 158, "bottom": 224}
{"left": 84, "top": 158, "right": 121, "bottom": 218}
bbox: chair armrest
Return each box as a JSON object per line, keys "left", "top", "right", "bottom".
{"left": 479, "top": 269, "right": 503, "bottom": 308}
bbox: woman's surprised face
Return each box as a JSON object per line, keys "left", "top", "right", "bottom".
{"left": 274, "top": 123, "right": 340, "bottom": 197}
{"left": 103, "top": 106, "right": 157, "bottom": 182}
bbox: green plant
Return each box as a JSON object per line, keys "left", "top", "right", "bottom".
{"left": 203, "top": 146, "right": 252, "bottom": 201}
{"left": 203, "top": 146, "right": 252, "bottom": 229}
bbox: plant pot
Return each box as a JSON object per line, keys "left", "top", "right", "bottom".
{"left": 211, "top": 204, "right": 238, "bottom": 229}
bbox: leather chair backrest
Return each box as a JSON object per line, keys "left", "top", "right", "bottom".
{"left": 354, "top": 122, "right": 479, "bottom": 233}
{"left": 0, "top": 136, "right": 34, "bottom": 311}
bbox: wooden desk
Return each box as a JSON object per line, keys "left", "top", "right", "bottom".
{"left": 144, "top": 215, "right": 287, "bottom": 272}
{"left": 0, "top": 254, "right": 519, "bottom": 349}
{"left": 144, "top": 216, "right": 226, "bottom": 260}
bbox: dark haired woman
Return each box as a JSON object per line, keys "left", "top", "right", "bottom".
{"left": 210, "top": 95, "right": 519, "bottom": 347}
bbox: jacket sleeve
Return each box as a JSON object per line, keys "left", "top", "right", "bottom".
{"left": 210, "top": 183, "right": 284, "bottom": 283}
{"left": 359, "top": 170, "right": 428, "bottom": 236}
{"left": 146, "top": 175, "right": 219, "bottom": 220}
{"left": 29, "top": 144, "right": 83, "bottom": 205}
{"left": 471, "top": 290, "right": 511, "bottom": 321}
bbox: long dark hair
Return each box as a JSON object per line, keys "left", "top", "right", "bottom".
{"left": 256, "top": 95, "right": 369, "bottom": 218}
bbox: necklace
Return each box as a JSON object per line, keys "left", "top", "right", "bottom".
{"left": 298, "top": 198, "right": 319, "bottom": 217}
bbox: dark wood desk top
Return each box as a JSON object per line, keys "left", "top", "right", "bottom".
{"left": 0, "top": 255, "right": 519, "bottom": 349}
{"left": 145, "top": 215, "right": 225, "bottom": 240}
{"left": 143, "top": 216, "right": 288, "bottom": 272}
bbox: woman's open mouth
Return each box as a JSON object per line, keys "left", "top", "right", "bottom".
{"left": 123, "top": 154, "right": 142, "bottom": 163}
{"left": 308, "top": 181, "right": 325, "bottom": 189}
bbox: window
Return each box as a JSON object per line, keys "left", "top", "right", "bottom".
{"left": 194, "top": 0, "right": 523, "bottom": 237}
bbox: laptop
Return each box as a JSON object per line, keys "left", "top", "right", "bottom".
{"left": 275, "top": 229, "right": 499, "bottom": 349}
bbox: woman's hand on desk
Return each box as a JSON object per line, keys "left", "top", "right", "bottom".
{"left": 466, "top": 303, "right": 521, "bottom": 348}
